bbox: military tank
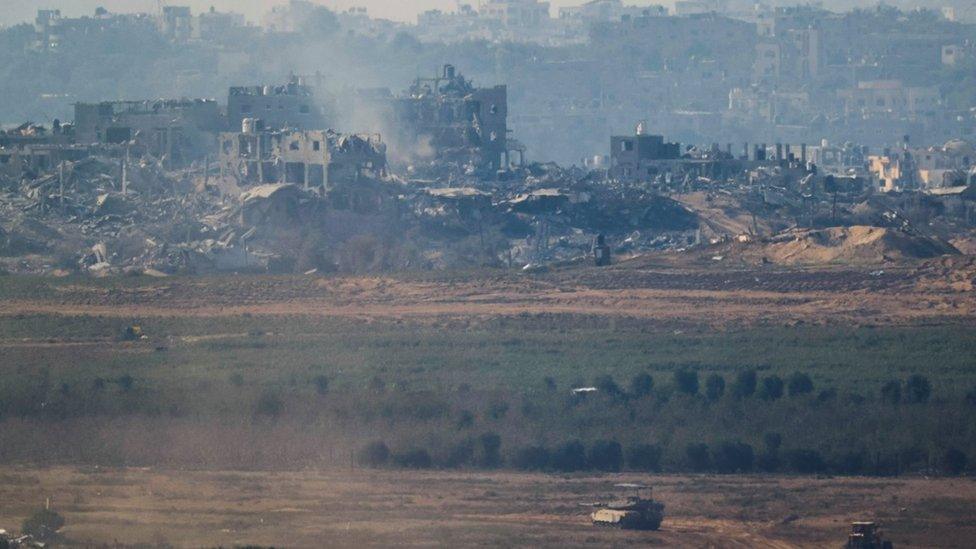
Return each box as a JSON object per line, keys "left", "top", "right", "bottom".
{"left": 845, "top": 521, "right": 893, "bottom": 549}
{"left": 590, "top": 484, "right": 665, "bottom": 531}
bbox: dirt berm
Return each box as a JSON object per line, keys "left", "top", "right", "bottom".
{"left": 733, "top": 226, "right": 959, "bottom": 266}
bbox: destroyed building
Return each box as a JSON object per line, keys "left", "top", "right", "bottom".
{"left": 609, "top": 123, "right": 683, "bottom": 181}
{"left": 73, "top": 99, "right": 222, "bottom": 166}
{"left": 376, "top": 65, "right": 510, "bottom": 173}
{"left": 218, "top": 120, "right": 387, "bottom": 191}
{"left": 226, "top": 76, "right": 327, "bottom": 133}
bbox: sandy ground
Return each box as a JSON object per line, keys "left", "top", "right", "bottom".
{"left": 1, "top": 467, "right": 973, "bottom": 548}
{"left": 0, "top": 258, "right": 974, "bottom": 327}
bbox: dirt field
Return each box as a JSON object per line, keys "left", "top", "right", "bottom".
{"left": 1, "top": 467, "right": 973, "bottom": 548}
{"left": 0, "top": 253, "right": 974, "bottom": 327}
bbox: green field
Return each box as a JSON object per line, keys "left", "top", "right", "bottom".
{"left": 1, "top": 311, "right": 974, "bottom": 474}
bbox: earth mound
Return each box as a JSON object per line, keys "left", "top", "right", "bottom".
{"left": 754, "top": 226, "right": 959, "bottom": 265}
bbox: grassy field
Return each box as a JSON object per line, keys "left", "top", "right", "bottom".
{"left": 0, "top": 269, "right": 974, "bottom": 469}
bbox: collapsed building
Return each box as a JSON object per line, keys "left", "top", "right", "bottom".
{"left": 217, "top": 120, "right": 387, "bottom": 192}
{"left": 73, "top": 99, "right": 222, "bottom": 166}
{"left": 360, "top": 65, "right": 512, "bottom": 173}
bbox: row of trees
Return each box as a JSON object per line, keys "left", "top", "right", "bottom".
{"left": 358, "top": 436, "right": 970, "bottom": 476}
{"left": 586, "top": 371, "right": 939, "bottom": 404}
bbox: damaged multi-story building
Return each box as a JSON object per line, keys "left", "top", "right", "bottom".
{"left": 361, "top": 65, "right": 511, "bottom": 173}
{"left": 73, "top": 99, "right": 222, "bottom": 166}
{"left": 217, "top": 119, "right": 387, "bottom": 192}
{"left": 226, "top": 75, "right": 327, "bottom": 132}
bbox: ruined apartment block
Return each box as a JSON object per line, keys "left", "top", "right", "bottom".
{"left": 218, "top": 120, "right": 386, "bottom": 191}
{"left": 392, "top": 65, "right": 510, "bottom": 172}
{"left": 73, "top": 99, "right": 222, "bottom": 166}
{"left": 227, "top": 76, "right": 326, "bottom": 133}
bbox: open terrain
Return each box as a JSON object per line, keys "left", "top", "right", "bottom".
{"left": 1, "top": 254, "right": 975, "bottom": 545}
{"left": 2, "top": 467, "right": 975, "bottom": 548}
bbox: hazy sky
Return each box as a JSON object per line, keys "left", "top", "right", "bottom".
{"left": 1, "top": 0, "right": 676, "bottom": 27}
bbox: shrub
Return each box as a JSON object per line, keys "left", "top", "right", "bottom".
{"left": 834, "top": 451, "right": 868, "bottom": 475}
{"left": 487, "top": 401, "right": 509, "bottom": 420}
{"left": 22, "top": 508, "right": 65, "bottom": 540}
{"left": 254, "top": 391, "right": 283, "bottom": 418}
{"left": 513, "top": 446, "right": 550, "bottom": 470}
{"left": 674, "top": 370, "right": 699, "bottom": 395}
{"left": 588, "top": 440, "right": 623, "bottom": 472}
{"left": 966, "top": 386, "right": 976, "bottom": 407}
{"left": 629, "top": 373, "right": 655, "bottom": 398}
{"left": 594, "top": 374, "right": 622, "bottom": 396}
{"left": 786, "top": 449, "right": 827, "bottom": 474}
{"left": 763, "top": 432, "right": 783, "bottom": 454}
{"left": 732, "top": 370, "right": 757, "bottom": 398}
{"left": 477, "top": 432, "right": 502, "bottom": 468}
{"left": 881, "top": 380, "right": 901, "bottom": 404}
{"left": 942, "top": 448, "right": 967, "bottom": 475}
{"left": 713, "top": 441, "right": 754, "bottom": 474}
{"left": 905, "top": 375, "right": 931, "bottom": 403}
{"left": 543, "top": 377, "right": 557, "bottom": 392}
{"left": 368, "top": 376, "right": 386, "bottom": 393}
{"left": 686, "top": 443, "right": 711, "bottom": 472}
{"left": 705, "top": 374, "right": 725, "bottom": 401}
{"left": 392, "top": 448, "right": 433, "bottom": 469}
{"left": 759, "top": 376, "right": 784, "bottom": 401}
{"left": 816, "top": 388, "right": 837, "bottom": 402}
{"left": 551, "top": 440, "right": 588, "bottom": 472}
{"left": 787, "top": 373, "right": 814, "bottom": 396}
{"left": 313, "top": 375, "right": 329, "bottom": 395}
{"left": 116, "top": 375, "right": 135, "bottom": 392}
{"left": 357, "top": 441, "right": 390, "bottom": 467}
{"left": 627, "top": 444, "right": 663, "bottom": 472}
{"left": 456, "top": 410, "right": 475, "bottom": 430}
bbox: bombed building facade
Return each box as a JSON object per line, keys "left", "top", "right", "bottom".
{"left": 377, "top": 65, "right": 509, "bottom": 173}
{"left": 73, "top": 99, "right": 222, "bottom": 166}
{"left": 227, "top": 76, "right": 327, "bottom": 133}
{"left": 218, "top": 121, "right": 387, "bottom": 191}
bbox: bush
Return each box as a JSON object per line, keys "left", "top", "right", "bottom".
{"left": 254, "top": 391, "right": 284, "bottom": 418}
{"left": 313, "top": 375, "right": 329, "bottom": 395}
{"left": 456, "top": 410, "right": 475, "bottom": 430}
{"left": 763, "top": 432, "right": 783, "bottom": 454}
{"left": 674, "top": 370, "right": 699, "bottom": 395}
{"left": 513, "top": 446, "right": 550, "bottom": 470}
{"left": 626, "top": 444, "right": 663, "bottom": 472}
{"left": 834, "top": 451, "right": 868, "bottom": 475}
{"left": 966, "top": 386, "right": 976, "bottom": 407}
{"left": 787, "top": 373, "right": 814, "bottom": 396}
{"left": 786, "top": 449, "right": 827, "bottom": 474}
{"left": 629, "top": 373, "right": 655, "bottom": 398}
{"left": 487, "top": 401, "right": 509, "bottom": 420}
{"left": 392, "top": 448, "right": 433, "bottom": 469}
{"left": 881, "top": 380, "right": 902, "bottom": 404}
{"left": 732, "top": 370, "right": 757, "bottom": 398}
{"left": 359, "top": 441, "right": 390, "bottom": 467}
{"left": 759, "top": 376, "right": 784, "bottom": 401}
{"left": 588, "top": 440, "right": 623, "bottom": 472}
{"left": 705, "top": 374, "right": 725, "bottom": 401}
{"left": 942, "top": 448, "right": 967, "bottom": 475}
{"left": 22, "top": 508, "right": 65, "bottom": 540}
{"left": 551, "top": 440, "right": 588, "bottom": 472}
{"left": 713, "top": 441, "right": 754, "bottom": 474}
{"left": 905, "top": 375, "right": 931, "bottom": 403}
{"left": 686, "top": 443, "right": 711, "bottom": 472}
{"left": 116, "top": 375, "right": 135, "bottom": 392}
{"left": 594, "top": 374, "right": 622, "bottom": 396}
{"left": 477, "top": 432, "right": 502, "bottom": 468}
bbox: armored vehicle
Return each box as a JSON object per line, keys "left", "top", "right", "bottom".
{"left": 590, "top": 484, "right": 665, "bottom": 531}
{"left": 846, "top": 521, "right": 893, "bottom": 549}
